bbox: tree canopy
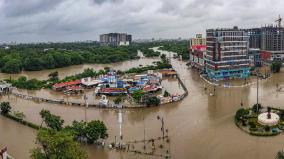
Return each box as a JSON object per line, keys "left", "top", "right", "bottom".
{"left": 31, "top": 129, "right": 88, "bottom": 159}
{"left": 65, "top": 120, "right": 108, "bottom": 144}
{"left": 0, "top": 42, "right": 141, "bottom": 73}
{"left": 271, "top": 61, "right": 282, "bottom": 73}
{"left": 0, "top": 41, "right": 181, "bottom": 73}
{"left": 0, "top": 102, "right": 11, "bottom": 115}
{"left": 40, "top": 109, "right": 64, "bottom": 131}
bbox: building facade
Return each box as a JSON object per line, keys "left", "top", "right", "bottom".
{"left": 189, "top": 45, "right": 207, "bottom": 70}
{"left": 245, "top": 26, "right": 284, "bottom": 61}
{"left": 205, "top": 27, "right": 251, "bottom": 80}
{"left": 248, "top": 48, "right": 262, "bottom": 67}
{"left": 100, "top": 33, "right": 132, "bottom": 46}
{"left": 189, "top": 34, "right": 206, "bottom": 47}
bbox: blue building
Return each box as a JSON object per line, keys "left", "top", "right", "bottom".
{"left": 248, "top": 48, "right": 262, "bottom": 67}
{"left": 205, "top": 27, "right": 251, "bottom": 80}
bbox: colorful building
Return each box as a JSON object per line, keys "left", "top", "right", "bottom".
{"left": 189, "top": 45, "right": 207, "bottom": 70}
{"left": 205, "top": 27, "right": 251, "bottom": 80}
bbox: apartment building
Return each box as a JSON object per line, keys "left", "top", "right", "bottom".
{"left": 205, "top": 26, "right": 250, "bottom": 80}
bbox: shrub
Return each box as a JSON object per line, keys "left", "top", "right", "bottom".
{"left": 248, "top": 120, "right": 256, "bottom": 128}
{"left": 145, "top": 96, "right": 161, "bottom": 106}
{"left": 271, "top": 61, "right": 282, "bottom": 73}
{"left": 252, "top": 103, "right": 262, "bottom": 113}
{"left": 235, "top": 108, "right": 249, "bottom": 121}
{"left": 264, "top": 126, "right": 270, "bottom": 132}
{"left": 0, "top": 102, "right": 11, "bottom": 115}
{"left": 13, "top": 111, "right": 26, "bottom": 121}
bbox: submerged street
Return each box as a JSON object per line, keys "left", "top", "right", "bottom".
{"left": 0, "top": 49, "right": 284, "bottom": 159}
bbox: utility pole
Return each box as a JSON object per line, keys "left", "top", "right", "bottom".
{"left": 157, "top": 115, "right": 165, "bottom": 140}
{"left": 256, "top": 69, "right": 259, "bottom": 112}
{"left": 84, "top": 94, "right": 88, "bottom": 122}
{"left": 143, "top": 109, "right": 146, "bottom": 150}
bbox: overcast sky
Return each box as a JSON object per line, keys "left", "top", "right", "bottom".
{"left": 0, "top": 0, "right": 283, "bottom": 43}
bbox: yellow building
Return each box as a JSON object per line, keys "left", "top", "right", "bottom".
{"left": 189, "top": 34, "right": 206, "bottom": 47}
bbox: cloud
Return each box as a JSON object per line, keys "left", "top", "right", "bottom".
{"left": 2, "top": 0, "right": 64, "bottom": 17}
{"left": 0, "top": 0, "right": 283, "bottom": 43}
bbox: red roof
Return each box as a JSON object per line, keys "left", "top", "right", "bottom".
{"left": 143, "top": 85, "right": 158, "bottom": 92}
{"left": 53, "top": 80, "right": 81, "bottom": 88}
{"left": 100, "top": 88, "right": 127, "bottom": 93}
{"left": 191, "top": 45, "right": 206, "bottom": 51}
{"left": 66, "top": 85, "right": 83, "bottom": 90}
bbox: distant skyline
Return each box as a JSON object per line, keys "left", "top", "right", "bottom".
{"left": 0, "top": 0, "right": 284, "bottom": 43}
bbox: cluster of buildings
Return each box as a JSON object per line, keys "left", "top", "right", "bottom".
{"left": 52, "top": 70, "right": 166, "bottom": 96}
{"left": 100, "top": 33, "right": 132, "bottom": 46}
{"left": 189, "top": 17, "right": 284, "bottom": 81}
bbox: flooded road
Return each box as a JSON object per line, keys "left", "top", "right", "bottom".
{"left": 1, "top": 50, "right": 284, "bottom": 159}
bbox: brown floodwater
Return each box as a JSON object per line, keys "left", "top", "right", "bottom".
{"left": 0, "top": 57, "right": 159, "bottom": 80}
{"left": 0, "top": 50, "right": 284, "bottom": 159}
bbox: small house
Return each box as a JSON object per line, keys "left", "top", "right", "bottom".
{"left": 0, "top": 81, "right": 12, "bottom": 94}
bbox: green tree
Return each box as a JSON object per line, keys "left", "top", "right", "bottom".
{"left": 66, "top": 120, "right": 108, "bottom": 144}
{"left": 271, "top": 61, "right": 282, "bottom": 73}
{"left": 113, "top": 97, "right": 122, "bottom": 105}
{"left": 85, "top": 120, "right": 108, "bottom": 143}
{"left": 160, "top": 54, "right": 167, "bottom": 63}
{"left": 163, "top": 90, "right": 170, "bottom": 97}
{"left": 132, "top": 90, "right": 145, "bottom": 103}
{"left": 23, "top": 57, "right": 44, "bottom": 71}
{"left": 0, "top": 102, "right": 11, "bottom": 115}
{"left": 252, "top": 103, "right": 262, "bottom": 113}
{"left": 235, "top": 108, "right": 249, "bottom": 121}
{"left": 66, "top": 121, "right": 87, "bottom": 142}
{"left": 145, "top": 96, "right": 161, "bottom": 106}
{"left": 69, "top": 52, "right": 84, "bottom": 65}
{"left": 52, "top": 52, "right": 71, "bottom": 68}
{"left": 40, "top": 109, "right": 64, "bottom": 131}
{"left": 2, "top": 59, "right": 22, "bottom": 73}
{"left": 48, "top": 71, "right": 59, "bottom": 82}
{"left": 41, "top": 54, "right": 55, "bottom": 69}
{"left": 31, "top": 129, "right": 87, "bottom": 159}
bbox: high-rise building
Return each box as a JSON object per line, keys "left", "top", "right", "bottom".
{"left": 189, "top": 34, "right": 206, "bottom": 47}
{"left": 244, "top": 26, "right": 284, "bottom": 61}
{"left": 205, "top": 26, "right": 250, "bottom": 80}
{"left": 100, "top": 33, "right": 132, "bottom": 46}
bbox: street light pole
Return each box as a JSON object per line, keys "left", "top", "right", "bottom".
{"left": 118, "top": 109, "right": 123, "bottom": 148}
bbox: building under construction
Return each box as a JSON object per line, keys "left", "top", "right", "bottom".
{"left": 244, "top": 16, "right": 284, "bottom": 61}
{"left": 100, "top": 33, "right": 132, "bottom": 46}
{"left": 205, "top": 26, "right": 251, "bottom": 80}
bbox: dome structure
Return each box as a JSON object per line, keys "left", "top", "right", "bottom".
{"left": 258, "top": 112, "right": 280, "bottom": 126}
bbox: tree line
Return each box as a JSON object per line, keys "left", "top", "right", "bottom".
{"left": 0, "top": 44, "right": 139, "bottom": 73}
{"left": 0, "top": 41, "right": 185, "bottom": 74}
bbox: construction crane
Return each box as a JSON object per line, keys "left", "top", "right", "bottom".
{"left": 275, "top": 15, "right": 282, "bottom": 28}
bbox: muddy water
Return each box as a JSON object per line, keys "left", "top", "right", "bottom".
{"left": 1, "top": 51, "right": 284, "bottom": 159}
{"left": 0, "top": 58, "right": 159, "bottom": 80}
